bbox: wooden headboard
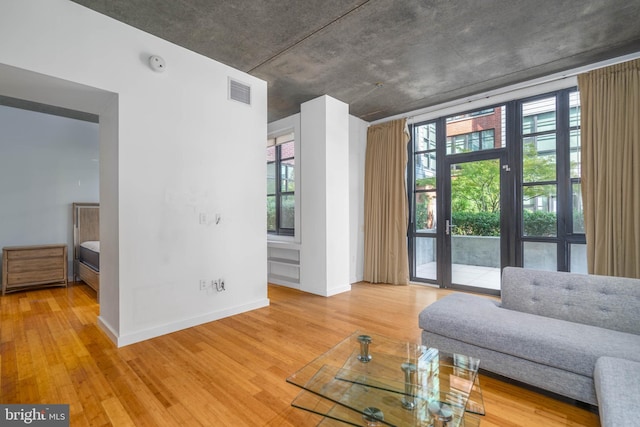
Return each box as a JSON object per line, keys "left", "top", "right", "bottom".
{"left": 72, "top": 202, "right": 100, "bottom": 290}
{"left": 73, "top": 203, "right": 99, "bottom": 244}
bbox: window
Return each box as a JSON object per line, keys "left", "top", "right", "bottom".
{"left": 519, "top": 89, "right": 585, "bottom": 272}
{"left": 407, "top": 88, "right": 585, "bottom": 287}
{"left": 410, "top": 122, "right": 438, "bottom": 280}
{"left": 446, "top": 130, "right": 495, "bottom": 154}
{"left": 267, "top": 132, "right": 295, "bottom": 235}
{"left": 413, "top": 122, "right": 438, "bottom": 232}
{"left": 569, "top": 92, "right": 583, "bottom": 234}
{"left": 521, "top": 96, "right": 557, "bottom": 237}
{"left": 445, "top": 106, "right": 506, "bottom": 154}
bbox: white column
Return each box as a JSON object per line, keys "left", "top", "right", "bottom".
{"left": 300, "top": 95, "right": 351, "bottom": 296}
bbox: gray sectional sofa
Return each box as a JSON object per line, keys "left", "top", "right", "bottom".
{"left": 419, "top": 267, "right": 640, "bottom": 426}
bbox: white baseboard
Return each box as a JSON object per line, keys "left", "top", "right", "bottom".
{"left": 97, "top": 298, "right": 270, "bottom": 347}
{"left": 97, "top": 315, "right": 118, "bottom": 344}
{"left": 325, "top": 285, "right": 352, "bottom": 297}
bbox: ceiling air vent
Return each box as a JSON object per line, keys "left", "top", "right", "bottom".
{"left": 228, "top": 78, "right": 251, "bottom": 105}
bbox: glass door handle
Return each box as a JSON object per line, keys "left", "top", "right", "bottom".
{"left": 446, "top": 219, "right": 452, "bottom": 235}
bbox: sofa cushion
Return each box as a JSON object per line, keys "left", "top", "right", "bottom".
{"left": 594, "top": 357, "right": 640, "bottom": 427}
{"left": 419, "top": 293, "right": 640, "bottom": 377}
{"left": 501, "top": 267, "right": 640, "bottom": 335}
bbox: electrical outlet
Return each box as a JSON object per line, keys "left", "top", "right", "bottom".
{"left": 199, "top": 280, "right": 208, "bottom": 291}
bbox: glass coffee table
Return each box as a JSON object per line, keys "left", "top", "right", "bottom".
{"left": 287, "top": 332, "right": 484, "bottom": 426}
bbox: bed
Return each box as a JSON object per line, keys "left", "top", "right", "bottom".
{"left": 73, "top": 202, "right": 100, "bottom": 295}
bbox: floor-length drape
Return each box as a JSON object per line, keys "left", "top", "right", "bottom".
{"left": 364, "top": 118, "right": 410, "bottom": 285}
{"left": 578, "top": 59, "right": 640, "bottom": 278}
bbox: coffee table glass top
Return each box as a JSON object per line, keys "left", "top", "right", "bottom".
{"left": 287, "top": 331, "right": 484, "bottom": 426}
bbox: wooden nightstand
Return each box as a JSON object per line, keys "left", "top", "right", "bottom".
{"left": 2, "top": 244, "right": 68, "bottom": 295}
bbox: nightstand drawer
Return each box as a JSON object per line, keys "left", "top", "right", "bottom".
{"left": 7, "top": 247, "right": 65, "bottom": 260}
{"left": 8, "top": 257, "right": 64, "bottom": 273}
{"left": 7, "top": 268, "right": 66, "bottom": 285}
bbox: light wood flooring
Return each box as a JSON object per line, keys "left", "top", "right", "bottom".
{"left": 0, "top": 282, "right": 599, "bottom": 426}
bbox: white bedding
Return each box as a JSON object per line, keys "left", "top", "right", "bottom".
{"left": 80, "top": 240, "right": 100, "bottom": 253}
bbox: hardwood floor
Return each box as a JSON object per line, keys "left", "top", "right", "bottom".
{"left": 0, "top": 282, "right": 599, "bottom": 426}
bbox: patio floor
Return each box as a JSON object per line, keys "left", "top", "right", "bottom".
{"left": 415, "top": 262, "right": 501, "bottom": 291}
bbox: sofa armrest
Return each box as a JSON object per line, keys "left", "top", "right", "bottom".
{"left": 594, "top": 357, "right": 640, "bottom": 427}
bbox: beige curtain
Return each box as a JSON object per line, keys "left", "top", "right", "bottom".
{"left": 364, "top": 118, "right": 410, "bottom": 285}
{"left": 578, "top": 59, "right": 640, "bottom": 278}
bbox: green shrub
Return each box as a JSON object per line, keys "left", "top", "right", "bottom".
{"left": 523, "top": 210, "right": 557, "bottom": 236}
{"left": 451, "top": 211, "right": 500, "bottom": 236}
{"left": 449, "top": 210, "right": 557, "bottom": 236}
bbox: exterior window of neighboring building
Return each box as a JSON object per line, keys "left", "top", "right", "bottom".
{"left": 267, "top": 132, "right": 295, "bottom": 235}
{"left": 445, "top": 106, "right": 505, "bottom": 154}
{"left": 446, "top": 129, "right": 495, "bottom": 154}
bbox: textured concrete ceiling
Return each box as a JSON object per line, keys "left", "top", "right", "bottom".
{"left": 70, "top": 0, "right": 640, "bottom": 122}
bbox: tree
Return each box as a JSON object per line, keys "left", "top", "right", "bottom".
{"left": 522, "top": 141, "right": 556, "bottom": 204}
{"left": 451, "top": 159, "right": 500, "bottom": 213}
{"left": 448, "top": 151, "right": 557, "bottom": 236}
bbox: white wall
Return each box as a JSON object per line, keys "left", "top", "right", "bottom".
{"left": 0, "top": 0, "right": 268, "bottom": 346}
{"left": 0, "top": 105, "right": 99, "bottom": 276}
{"left": 299, "top": 95, "right": 351, "bottom": 296}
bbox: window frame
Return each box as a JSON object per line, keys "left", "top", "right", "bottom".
{"left": 515, "top": 88, "right": 585, "bottom": 272}
{"left": 407, "top": 87, "right": 586, "bottom": 287}
{"left": 267, "top": 133, "right": 295, "bottom": 237}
